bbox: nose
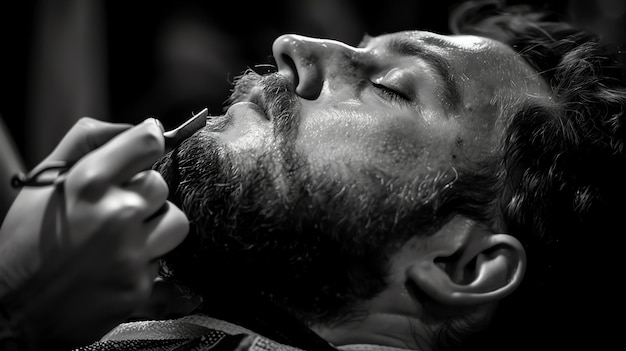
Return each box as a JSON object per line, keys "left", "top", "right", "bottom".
{"left": 272, "top": 34, "right": 352, "bottom": 100}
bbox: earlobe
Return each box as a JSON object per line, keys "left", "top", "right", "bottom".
{"left": 407, "top": 220, "right": 526, "bottom": 306}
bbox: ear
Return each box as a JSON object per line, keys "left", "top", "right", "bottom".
{"left": 407, "top": 217, "right": 526, "bottom": 306}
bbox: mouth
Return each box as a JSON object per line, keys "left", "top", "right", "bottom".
{"left": 226, "top": 71, "right": 297, "bottom": 129}
{"left": 246, "top": 86, "right": 271, "bottom": 121}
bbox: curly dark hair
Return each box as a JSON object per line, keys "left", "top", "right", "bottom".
{"left": 448, "top": 1, "right": 626, "bottom": 350}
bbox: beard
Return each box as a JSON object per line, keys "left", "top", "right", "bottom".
{"left": 153, "top": 70, "right": 465, "bottom": 326}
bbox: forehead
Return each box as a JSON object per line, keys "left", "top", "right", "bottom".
{"left": 365, "top": 30, "right": 548, "bottom": 100}
{"left": 367, "top": 30, "right": 527, "bottom": 69}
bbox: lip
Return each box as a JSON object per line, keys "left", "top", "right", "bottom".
{"left": 226, "top": 101, "right": 269, "bottom": 123}
{"left": 219, "top": 101, "right": 273, "bottom": 147}
{"left": 245, "top": 86, "right": 270, "bottom": 120}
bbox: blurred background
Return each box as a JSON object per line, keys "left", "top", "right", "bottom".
{"left": 0, "top": 0, "right": 624, "bottom": 173}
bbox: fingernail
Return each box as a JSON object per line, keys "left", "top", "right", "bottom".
{"left": 144, "top": 117, "right": 164, "bottom": 132}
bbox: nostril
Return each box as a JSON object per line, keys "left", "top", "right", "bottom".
{"left": 279, "top": 53, "right": 299, "bottom": 88}
{"left": 272, "top": 34, "right": 324, "bottom": 100}
{"left": 277, "top": 53, "right": 323, "bottom": 100}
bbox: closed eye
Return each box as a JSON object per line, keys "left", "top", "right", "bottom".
{"left": 370, "top": 81, "right": 411, "bottom": 105}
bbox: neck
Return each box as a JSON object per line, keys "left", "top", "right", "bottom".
{"left": 310, "top": 285, "right": 433, "bottom": 351}
{"left": 312, "top": 312, "right": 432, "bottom": 351}
{"left": 200, "top": 291, "right": 339, "bottom": 351}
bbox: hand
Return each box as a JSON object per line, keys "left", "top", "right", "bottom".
{"left": 0, "top": 117, "right": 189, "bottom": 349}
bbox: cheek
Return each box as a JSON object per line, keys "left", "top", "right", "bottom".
{"left": 374, "top": 120, "right": 459, "bottom": 173}
{"left": 296, "top": 106, "right": 451, "bottom": 173}
{"left": 297, "top": 109, "right": 375, "bottom": 163}
{"left": 372, "top": 126, "right": 426, "bottom": 165}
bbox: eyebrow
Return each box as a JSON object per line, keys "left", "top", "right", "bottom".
{"left": 385, "top": 37, "right": 461, "bottom": 113}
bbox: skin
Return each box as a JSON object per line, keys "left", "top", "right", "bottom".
{"left": 163, "top": 30, "right": 551, "bottom": 350}
{"left": 219, "top": 31, "right": 549, "bottom": 179}
{"left": 0, "top": 119, "right": 189, "bottom": 348}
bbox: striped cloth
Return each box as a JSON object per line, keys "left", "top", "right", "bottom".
{"left": 74, "top": 314, "right": 323, "bottom": 351}
{"left": 74, "top": 314, "right": 412, "bottom": 351}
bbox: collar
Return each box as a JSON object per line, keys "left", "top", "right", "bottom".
{"left": 338, "top": 345, "right": 414, "bottom": 351}
{"left": 186, "top": 315, "right": 415, "bottom": 351}
{"left": 103, "top": 314, "right": 416, "bottom": 351}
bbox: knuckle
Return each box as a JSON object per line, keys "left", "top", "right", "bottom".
{"left": 69, "top": 166, "right": 108, "bottom": 197}
{"left": 127, "top": 170, "right": 169, "bottom": 202}
{"left": 117, "top": 201, "right": 145, "bottom": 220}
{"left": 142, "top": 169, "right": 166, "bottom": 186}
{"left": 102, "top": 194, "right": 146, "bottom": 223}
{"left": 137, "top": 127, "right": 164, "bottom": 156}
{"left": 74, "top": 116, "right": 101, "bottom": 130}
{"left": 161, "top": 204, "right": 190, "bottom": 243}
{"left": 146, "top": 170, "right": 169, "bottom": 196}
{"left": 59, "top": 117, "right": 106, "bottom": 154}
{"left": 135, "top": 170, "right": 169, "bottom": 201}
{"left": 75, "top": 117, "right": 108, "bottom": 144}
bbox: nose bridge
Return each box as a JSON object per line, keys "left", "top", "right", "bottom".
{"left": 272, "top": 34, "right": 355, "bottom": 100}
{"left": 272, "top": 34, "right": 350, "bottom": 66}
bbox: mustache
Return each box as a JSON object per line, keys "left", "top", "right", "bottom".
{"left": 225, "top": 69, "right": 300, "bottom": 137}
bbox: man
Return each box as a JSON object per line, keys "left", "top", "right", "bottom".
{"left": 76, "top": 1, "right": 624, "bottom": 350}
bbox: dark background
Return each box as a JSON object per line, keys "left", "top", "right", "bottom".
{"left": 0, "top": 0, "right": 624, "bottom": 346}
{"left": 1, "top": 0, "right": 623, "bottom": 169}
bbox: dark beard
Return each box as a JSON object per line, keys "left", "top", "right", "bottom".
{"left": 153, "top": 70, "right": 467, "bottom": 326}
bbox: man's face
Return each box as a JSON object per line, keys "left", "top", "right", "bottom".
{"left": 156, "top": 30, "right": 549, "bottom": 322}
{"left": 220, "top": 31, "right": 548, "bottom": 181}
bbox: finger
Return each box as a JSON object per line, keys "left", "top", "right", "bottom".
{"left": 68, "top": 118, "right": 165, "bottom": 191}
{"left": 122, "top": 170, "right": 170, "bottom": 220}
{"left": 143, "top": 201, "right": 189, "bottom": 259}
{"left": 44, "top": 117, "right": 132, "bottom": 165}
